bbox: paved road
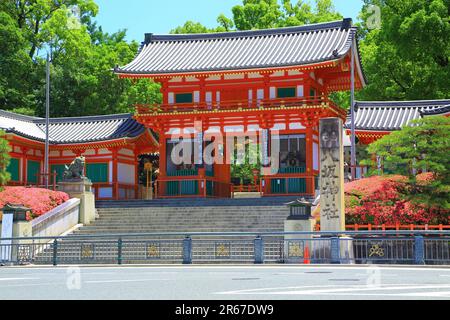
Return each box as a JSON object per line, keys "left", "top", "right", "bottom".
{"left": 0, "top": 265, "right": 449, "bottom": 300}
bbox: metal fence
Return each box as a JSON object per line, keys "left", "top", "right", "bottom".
{"left": 0, "top": 231, "right": 449, "bottom": 266}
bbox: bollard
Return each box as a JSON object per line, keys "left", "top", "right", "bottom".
{"left": 183, "top": 236, "right": 192, "bottom": 264}
{"left": 254, "top": 236, "right": 264, "bottom": 264}
{"left": 117, "top": 238, "right": 123, "bottom": 265}
{"left": 303, "top": 245, "right": 310, "bottom": 264}
{"left": 330, "top": 237, "right": 340, "bottom": 264}
{"left": 414, "top": 236, "right": 425, "bottom": 265}
{"left": 52, "top": 239, "right": 58, "bottom": 266}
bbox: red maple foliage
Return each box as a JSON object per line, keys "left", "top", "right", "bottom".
{"left": 0, "top": 187, "right": 69, "bottom": 220}
{"left": 344, "top": 175, "right": 445, "bottom": 225}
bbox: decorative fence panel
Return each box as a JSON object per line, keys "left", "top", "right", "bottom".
{"left": 1, "top": 231, "right": 449, "bottom": 266}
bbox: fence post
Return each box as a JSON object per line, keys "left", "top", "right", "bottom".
{"left": 414, "top": 236, "right": 425, "bottom": 265}
{"left": 330, "top": 237, "right": 340, "bottom": 264}
{"left": 52, "top": 239, "right": 58, "bottom": 266}
{"left": 254, "top": 236, "right": 264, "bottom": 264}
{"left": 183, "top": 236, "right": 192, "bottom": 264}
{"left": 117, "top": 238, "right": 123, "bottom": 265}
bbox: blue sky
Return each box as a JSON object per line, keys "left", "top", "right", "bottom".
{"left": 94, "top": 0, "right": 364, "bottom": 42}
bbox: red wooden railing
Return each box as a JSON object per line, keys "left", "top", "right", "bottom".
{"left": 135, "top": 96, "right": 339, "bottom": 115}
{"left": 314, "top": 224, "right": 450, "bottom": 231}
{"left": 92, "top": 182, "right": 138, "bottom": 200}
{"left": 155, "top": 177, "right": 232, "bottom": 199}
{"left": 232, "top": 184, "right": 261, "bottom": 193}
{"left": 260, "top": 174, "right": 316, "bottom": 197}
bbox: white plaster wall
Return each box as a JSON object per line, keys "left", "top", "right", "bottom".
{"left": 313, "top": 142, "right": 319, "bottom": 171}
{"left": 224, "top": 74, "right": 244, "bottom": 80}
{"left": 270, "top": 70, "right": 284, "bottom": 77}
{"left": 118, "top": 163, "right": 135, "bottom": 184}
{"left": 99, "top": 187, "right": 113, "bottom": 198}
{"left": 31, "top": 198, "right": 80, "bottom": 238}
{"left": 224, "top": 125, "right": 244, "bottom": 133}
{"left": 118, "top": 148, "right": 134, "bottom": 157}
{"left": 168, "top": 92, "right": 175, "bottom": 104}
{"left": 109, "top": 161, "right": 113, "bottom": 183}
{"left": 270, "top": 87, "right": 276, "bottom": 99}
{"left": 272, "top": 123, "right": 286, "bottom": 130}
{"left": 288, "top": 70, "right": 303, "bottom": 76}
{"left": 62, "top": 150, "right": 76, "bottom": 157}
{"left": 248, "top": 72, "right": 262, "bottom": 78}
{"left": 297, "top": 85, "right": 304, "bottom": 97}
{"left": 289, "top": 123, "right": 306, "bottom": 130}
{"left": 193, "top": 91, "right": 200, "bottom": 103}
{"left": 257, "top": 89, "right": 264, "bottom": 100}
{"left": 98, "top": 148, "right": 110, "bottom": 155}
{"left": 83, "top": 149, "right": 96, "bottom": 156}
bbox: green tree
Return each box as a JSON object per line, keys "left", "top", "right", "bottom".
{"left": 0, "top": 12, "right": 34, "bottom": 112}
{"left": 172, "top": 0, "right": 342, "bottom": 33}
{"left": 366, "top": 116, "right": 450, "bottom": 210}
{"left": 231, "top": 138, "right": 261, "bottom": 184}
{"left": 0, "top": 1, "right": 160, "bottom": 117}
{"left": 0, "top": 130, "right": 11, "bottom": 190}
{"left": 358, "top": 0, "right": 450, "bottom": 100}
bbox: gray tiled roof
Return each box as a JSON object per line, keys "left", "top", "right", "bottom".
{"left": 116, "top": 19, "right": 361, "bottom": 75}
{"left": 345, "top": 99, "right": 450, "bottom": 131}
{"left": 0, "top": 110, "right": 145, "bottom": 144}
{"left": 420, "top": 105, "right": 450, "bottom": 116}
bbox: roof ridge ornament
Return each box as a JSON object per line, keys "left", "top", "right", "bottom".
{"left": 342, "top": 18, "right": 352, "bottom": 30}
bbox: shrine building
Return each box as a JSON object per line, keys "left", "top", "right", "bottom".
{"left": 114, "top": 18, "right": 366, "bottom": 198}
{"left": 345, "top": 99, "right": 450, "bottom": 144}
{"left": 0, "top": 110, "right": 158, "bottom": 200}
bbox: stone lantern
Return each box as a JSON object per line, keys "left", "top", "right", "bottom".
{"left": 285, "top": 198, "right": 313, "bottom": 220}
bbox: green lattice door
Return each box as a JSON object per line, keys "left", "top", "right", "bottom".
{"left": 7, "top": 158, "right": 20, "bottom": 181}
{"left": 27, "top": 160, "right": 40, "bottom": 184}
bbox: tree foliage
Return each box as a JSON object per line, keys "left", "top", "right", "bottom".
{"left": 0, "top": 0, "right": 161, "bottom": 117}
{"left": 358, "top": 0, "right": 450, "bottom": 100}
{"left": 366, "top": 116, "right": 450, "bottom": 210}
{"left": 172, "top": 0, "right": 342, "bottom": 33}
{"left": 0, "top": 130, "right": 11, "bottom": 190}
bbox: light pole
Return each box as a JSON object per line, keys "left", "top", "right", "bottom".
{"left": 350, "top": 33, "right": 356, "bottom": 181}
{"left": 44, "top": 52, "right": 51, "bottom": 188}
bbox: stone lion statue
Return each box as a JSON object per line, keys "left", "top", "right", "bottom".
{"left": 63, "top": 156, "right": 86, "bottom": 181}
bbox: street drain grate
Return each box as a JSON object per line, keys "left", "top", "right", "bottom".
{"left": 232, "top": 278, "right": 260, "bottom": 281}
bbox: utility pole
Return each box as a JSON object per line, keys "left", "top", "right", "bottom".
{"left": 44, "top": 53, "right": 50, "bottom": 188}
{"left": 350, "top": 34, "right": 356, "bottom": 180}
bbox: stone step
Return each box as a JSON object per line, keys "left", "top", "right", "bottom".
{"left": 95, "top": 209, "right": 289, "bottom": 214}
{"left": 73, "top": 230, "right": 283, "bottom": 234}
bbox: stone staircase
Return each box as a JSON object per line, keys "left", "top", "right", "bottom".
{"left": 34, "top": 197, "right": 304, "bottom": 264}
{"left": 73, "top": 205, "right": 290, "bottom": 235}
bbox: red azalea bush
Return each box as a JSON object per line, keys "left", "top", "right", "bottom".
{"left": 415, "top": 172, "right": 435, "bottom": 186}
{"left": 344, "top": 175, "right": 446, "bottom": 225}
{"left": 0, "top": 187, "right": 69, "bottom": 220}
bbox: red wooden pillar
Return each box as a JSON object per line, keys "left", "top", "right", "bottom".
{"left": 305, "top": 123, "right": 314, "bottom": 195}
{"left": 22, "top": 147, "right": 28, "bottom": 185}
{"left": 110, "top": 148, "right": 119, "bottom": 200}
{"left": 134, "top": 148, "right": 140, "bottom": 199}
{"left": 263, "top": 74, "right": 270, "bottom": 103}
{"left": 199, "top": 76, "right": 206, "bottom": 107}
{"left": 158, "top": 131, "right": 167, "bottom": 198}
